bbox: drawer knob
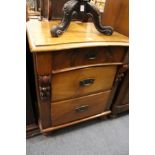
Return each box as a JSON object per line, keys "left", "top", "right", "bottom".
{"left": 75, "top": 105, "right": 89, "bottom": 113}
{"left": 80, "top": 78, "right": 95, "bottom": 87}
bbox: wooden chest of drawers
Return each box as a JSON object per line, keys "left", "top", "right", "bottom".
{"left": 26, "top": 20, "right": 129, "bottom": 134}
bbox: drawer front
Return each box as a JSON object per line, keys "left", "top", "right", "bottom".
{"left": 51, "top": 91, "right": 111, "bottom": 126}
{"left": 52, "top": 47, "right": 125, "bottom": 70}
{"left": 52, "top": 66, "right": 117, "bottom": 101}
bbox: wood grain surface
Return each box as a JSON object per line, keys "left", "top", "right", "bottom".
{"left": 26, "top": 20, "right": 129, "bottom": 52}
{"left": 42, "top": 110, "right": 111, "bottom": 133}
{"left": 52, "top": 47, "right": 125, "bottom": 70}
{"left": 51, "top": 91, "right": 111, "bottom": 126}
{"left": 103, "top": 0, "right": 129, "bottom": 37}
{"left": 52, "top": 66, "right": 117, "bottom": 101}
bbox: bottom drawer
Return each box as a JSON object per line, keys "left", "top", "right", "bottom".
{"left": 51, "top": 91, "right": 111, "bottom": 126}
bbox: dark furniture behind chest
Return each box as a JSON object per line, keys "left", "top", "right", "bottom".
{"left": 26, "top": 36, "right": 40, "bottom": 137}
{"left": 111, "top": 70, "right": 129, "bottom": 116}
{"left": 103, "top": 0, "right": 129, "bottom": 116}
{"left": 103, "top": 0, "right": 129, "bottom": 37}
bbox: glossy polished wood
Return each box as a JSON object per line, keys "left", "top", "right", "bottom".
{"left": 112, "top": 71, "right": 129, "bottom": 115}
{"left": 52, "top": 47, "right": 125, "bottom": 71}
{"left": 103, "top": 0, "right": 129, "bottom": 37}
{"left": 26, "top": 20, "right": 129, "bottom": 52}
{"left": 51, "top": 91, "right": 111, "bottom": 126}
{"left": 27, "top": 19, "right": 129, "bottom": 133}
{"left": 35, "top": 53, "right": 52, "bottom": 75}
{"left": 33, "top": 54, "right": 52, "bottom": 129}
{"left": 103, "top": 0, "right": 129, "bottom": 116}
{"left": 52, "top": 66, "right": 117, "bottom": 101}
{"left": 52, "top": 63, "right": 122, "bottom": 74}
{"left": 42, "top": 110, "right": 111, "bottom": 133}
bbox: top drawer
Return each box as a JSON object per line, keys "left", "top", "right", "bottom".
{"left": 52, "top": 47, "right": 125, "bottom": 71}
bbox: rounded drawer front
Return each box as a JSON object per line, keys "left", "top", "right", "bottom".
{"left": 52, "top": 66, "right": 117, "bottom": 101}
{"left": 51, "top": 91, "right": 111, "bottom": 126}
{"left": 52, "top": 47, "right": 125, "bottom": 71}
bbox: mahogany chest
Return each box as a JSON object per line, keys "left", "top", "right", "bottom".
{"left": 26, "top": 20, "right": 129, "bottom": 134}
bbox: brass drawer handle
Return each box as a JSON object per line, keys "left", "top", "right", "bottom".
{"left": 86, "top": 52, "right": 97, "bottom": 60}
{"left": 80, "top": 78, "right": 95, "bottom": 86}
{"left": 75, "top": 105, "right": 89, "bottom": 113}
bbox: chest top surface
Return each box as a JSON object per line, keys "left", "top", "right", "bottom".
{"left": 26, "top": 20, "right": 129, "bottom": 52}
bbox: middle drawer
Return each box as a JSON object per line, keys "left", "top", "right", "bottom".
{"left": 52, "top": 66, "right": 117, "bottom": 101}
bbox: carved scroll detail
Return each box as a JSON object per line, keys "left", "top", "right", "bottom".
{"left": 38, "top": 75, "right": 51, "bottom": 102}
{"left": 115, "top": 64, "right": 129, "bottom": 83}
{"left": 50, "top": 0, "right": 113, "bottom": 37}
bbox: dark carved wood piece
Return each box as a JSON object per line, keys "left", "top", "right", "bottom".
{"left": 38, "top": 75, "right": 51, "bottom": 101}
{"left": 50, "top": 0, "right": 113, "bottom": 37}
